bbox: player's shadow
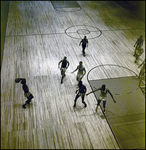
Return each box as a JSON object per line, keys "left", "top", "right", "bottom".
{"left": 13, "top": 102, "right": 34, "bottom": 109}
{"left": 73, "top": 105, "right": 84, "bottom": 112}
{"left": 100, "top": 114, "right": 105, "bottom": 119}
{"left": 93, "top": 111, "right": 105, "bottom": 119}
{"left": 13, "top": 103, "right": 24, "bottom": 109}
{"left": 93, "top": 107, "right": 106, "bottom": 119}
{"left": 79, "top": 53, "right": 89, "bottom": 57}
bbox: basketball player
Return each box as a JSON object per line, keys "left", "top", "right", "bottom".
{"left": 79, "top": 36, "right": 88, "bottom": 56}
{"left": 86, "top": 84, "right": 116, "bottom": 113}
{"left": 71, "top": 61, "right": 86, "bottom": 82}
{"left": 138, "top": 59, "right": 145, "bottom": 80}
{"left": 134, "top": 35, "right": 143, "bottom": 56}
{"left": 73, "top": 81, "right": 87, "bottom": 108}
{"left": 58, "top": 56, "right": 70, "bottom": 84}
{"left": 134, "top": 48, "right": 143, "bottom": 63}
{"left": 15, "top": 78, "right": 34, "bottom": 108}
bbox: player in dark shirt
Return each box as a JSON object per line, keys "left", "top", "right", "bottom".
{"left": 134, "top": 35, "right": 143, "bottom": 56}
{"left": 15, "top": 78, "right": 34, "bottom": 108}
{"left": 86, "top": 84, "right": 116, "bottom": 113}
{"left": 73, "top": 81, "right": 87, "bottom": 108}
{"left": 58, "top": 56, "right": 70, "bottom": 84}
{"left": 21, "top": 79, "right": 34, "bottom": 108}
{"left": 79, "top": 36, "right": 88, "bottom": 56}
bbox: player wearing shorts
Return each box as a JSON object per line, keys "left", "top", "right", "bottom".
{"left": 21, "top": 79, "right": 34, "bottom": 108}
{"left": 71, "top": 61, "right": 86, "bottom": 82}
{"left": 79, "top": 36, "right": 88, "bottom": 56}
{"left": 58, "top": 56, "right": 70, "bottom": 84}
{"left": 73, "top": 81, "right": 87, "bottom": 108}
{"left": 134, "top": 35, "right": 143, "bottom": 56}
{"left": 15, "top": 78, "right": 34, "bottom": 108}
{"left": 86, "top": 84, "right": 116, "bottom": 113}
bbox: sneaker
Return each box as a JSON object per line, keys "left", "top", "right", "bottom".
{"left": 22, "top": 104, "right": 26, "bottom": 109}
{"left": 103, "top": 109, "right": 106, "bottom": 113}
{"left": 84, "top": 104, "right": 87, "bottom": 108}
{"left": 83, "top": 53, "right": 86, "bottom": 56}
{"left": 61, "top": 79, "right": 63, "bottom": 84}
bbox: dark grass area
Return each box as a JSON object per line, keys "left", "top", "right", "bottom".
{"left": 89, "top": 76, "right": 145, "bottom": 149}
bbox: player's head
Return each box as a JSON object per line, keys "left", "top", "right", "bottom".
{"left": 101, "top": 84, "right": 106, "bottom": 90}
{"left": 64, "top": 56, "right": 67, "bottom": 60}
{"left": 79, "top": 61, "right": 83, "bottom": 67}
{"left": 21, "top": 79, "right": 26, "bottom": 84}
{"left": 84, "top": 36, "right": 87, "bottom": 39}
{"left": 140, "top": 35, "right": 142, "bottom": 38}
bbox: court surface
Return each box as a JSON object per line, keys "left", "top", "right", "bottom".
{"left": 51, "top": 1, "right": 80, "bottom": 8}
{"left": 89, "top": 76, "right": 145, "bottom": 149}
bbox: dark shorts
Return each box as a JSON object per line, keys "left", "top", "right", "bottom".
{"left": 82, "top": 44, "right": 86, "bottom": 49}
{"left": 26, "top": 99, "right": 31, "bottom": 104}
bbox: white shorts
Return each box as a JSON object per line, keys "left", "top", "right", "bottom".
{"left": 61, "top": 67, "right": 66, "bottom": 72}
{"left": 77, "top": 73, "right": 84, "bottom": 80}
{"left": 98, "top": 96, "right": 106, "bottom": 101}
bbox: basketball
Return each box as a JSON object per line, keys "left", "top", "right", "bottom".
{"left": 15, "top": 78, "right": 21, "bottom": 83}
